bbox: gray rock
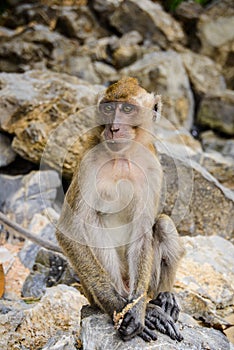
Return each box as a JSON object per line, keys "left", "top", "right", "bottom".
{"left": 81, "top": 309, "right": 231, "bottom": 350}
{"left": 180, "top": 50, "right": 226, "bottom": 95}
{"left": 0, "top": 70, "right": 103, "bottom": 177}
{"left": 2, "top": 170, "right": 61, "bottom": 225}
{"left": 95, "top": 0, "right": 185, "bottom": 48}
{"left": 197, "top": 0, "right": 234, "bottom": 89}
{"left": 200, "top": 130, "right": 234, "bottom": 158}
{"left": 159, "top": 152, "right": 234, "bottom": 238}
{"left": 194, "top": 151, "right": 234, "bottom": 190}
{"left": 0, "top": 133, "right": 16, "bottom": 167}
{"left": 0, "top": 285, "right": 88, "bottom": 350}
{"left": 19, "top": 211, "right": 59, "bottom": 269}
{"left": 197, "top": 90, "right": 234, "bottom": 136}
{"left": 0, "top": 173, "right": 23, "bottom": 210}
{"left": 121, "top": 50, "right": 194, "bottom": 129}
{"left": 41, "top": 333, "right": 78, "bottom": 350}
{"left": 55, "top": 5, "right": 108, "bottom": 42}
{"left": 21, "top": 248, "right": 79, "bottom": 298}
{"left": 176, "top": 235, "right": 234, "bottom": 326}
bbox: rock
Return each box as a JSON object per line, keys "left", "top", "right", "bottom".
{"left": 121, "top": 50, "right": 194, "bottom": 129}
{"left": 22, "top": 248, "right": 79, "bottom": 298}
{"left": 200, "top": 130, "right": 234, "bottom": 158}
{"left": 0, "top": 246, "right": 15, "bottom": 270}
{"left": 0, "top": 285, "right": 88, "bottom": 349}
{"left": 155, "top": 116, "right": 202, "bottom": 158}
{"left": 197, "top": 90, "right": 234, "bottom": 136}
{"left": 0, "top": 133, "right": 16, "bottom": 167}
{"left": 180, "top": 50, "right": 226, "bottom": 95}
{"left": 41, "top": 333, "right": 78, "bottom": 350}
{"left": 94, "top": 0, "right": 185, "bottom": 48}
{"left": 194, "top": 151, "right": 234, "bottom": 190}
{"left": 0, "top": 70, "right": 103, "bottom": 177}
{"left": 197, "top": 0, "right": 234, "bottom": 89}
{"left": 159, "top": 152, "right": 234, "bottom": 239}
{"left": 55, "top": 5, "right": 108, "bottom": 42}
{"left": 2, "top": 170, "right": 61, "bottom": 225}
{"left": 0, "top": 173, "right": 23, "bottom": 210}
{"left": 19, "top": 211, "right": 59, "bottom": 269}
{"left": 176, "top": 235, "right": 234, "bottom": 327}
{"left": 80, "top": 307, "right": 231, "bottom": 350}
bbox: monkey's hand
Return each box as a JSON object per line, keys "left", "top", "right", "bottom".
{"left": 145, "top": 303, "right": 183, "bottom": 342}
{"left": 118, "top": 306, "right": 144, "bottom": 341}
{"left": 149, "top": 292, "right": 180, "bottom": 322}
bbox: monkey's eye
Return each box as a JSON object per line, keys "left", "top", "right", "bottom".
{"left": 99, "top": 103, "right": 115, "bottom": 115}
{"left": 121, "top": 103, "right": 137, "bottom": 114}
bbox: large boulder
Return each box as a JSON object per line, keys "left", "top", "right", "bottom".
{"left": 93, "top": 0, "right": 185, "bottom": 48}
{"left": 176, "top": 236, "right": 234, "bottom": 327}
{"left": 121, "top": 50, "right": 194, "bottom": 129}
{"left": 197, "top": 90, "right": 234, "bottom": 136}
{"left": 0, "top": 285, "right": 87, "bottom": 349}
{"left": 80, "top": 308, "right": 231, "bottom": 350}
{"left": 197, "top": 0, "right": 234, "bottom": 89}
{"left": 0, "top": 70, "right": 103, "bottom": 177}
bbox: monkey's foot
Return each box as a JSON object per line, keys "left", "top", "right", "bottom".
{"left": 145, "top": 304, "right": 183, "bottom": 342}
{"left": 149, "top": 291, "right": 180, "bottom": 322}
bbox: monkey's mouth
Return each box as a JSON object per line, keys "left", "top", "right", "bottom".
{"left": 105, "top": 139, "right": 131, "bottom": 152}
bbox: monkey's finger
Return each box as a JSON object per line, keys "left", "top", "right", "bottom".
{"left": 139, "top": 327, "right": 157, "bottom": 342}
{"left": 145, "top": 318, "right": 155, "bottom": 330}
{"left": 165, "top": 319, "right": 183, "bottom": 342}
{"left": 171, "top": 306, "right": 180, "bottom": 323}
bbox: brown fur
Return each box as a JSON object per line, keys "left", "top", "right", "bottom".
{"left": 56, "top": 77, "right": 184, "bottom": 341}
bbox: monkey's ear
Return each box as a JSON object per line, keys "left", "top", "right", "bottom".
{"left": 153, "top": 95, "right": 162, "bottom": 122}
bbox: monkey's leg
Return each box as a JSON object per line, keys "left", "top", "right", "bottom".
{"left": 144, "top": 214, "right": 184, "bottom": 342}
{"left": 56, "top": 231, "right": 127, "bottom": 316}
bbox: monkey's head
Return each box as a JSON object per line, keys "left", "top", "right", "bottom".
{"left": 98, "top": 77, "right": 161, "bottom": 152}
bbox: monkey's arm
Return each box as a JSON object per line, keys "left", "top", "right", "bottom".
{"left": 144, "top": 215, "right": 184, "bottom": 342}
{"left": 118, "top": 234, "right": 154, "bottom": 341}
{"left": 56, "top": 231, "right": 127, "bottom": 316}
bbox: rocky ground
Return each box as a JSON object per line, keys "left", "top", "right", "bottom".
{"left": 0, "top": 0, "right": 233, "bottom": 349}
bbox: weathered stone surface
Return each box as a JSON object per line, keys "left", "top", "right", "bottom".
{"left": 55, "top": 5, "right": 108, "bottom": 41}
{"left": 176, "top": 235, "right": 234, "bottom": 326}
{"left": 0, "top": 70, "right": 103, "bottom": 177}
{"left": 159, "top": 152, "right": 234, "bottom": 239}
{"left": 21, "top": 247, "right": 79, "bottom": 298}
{"left": 19, "top": 211, "right": 59, "bottom": 269}
{"left": 2, "top": 170, "right": 61, "bottom": 225}
{"left": 180, "top": 50, "right": 226, "bottom": 95}
{"left": 121, "top": 50, "right": 194, "bottom": 129}
{"left": 0, "top": 285, "right": 88, "bottom": 350}
{"left": 94, "top": 0, "right": 185, "bottom": 48}
{"left": 195, "top": 151, "right": 234, "bottom": 190}
{"left": 0, "top": 133, "right": 16, "bottom": 167}
{"left": 197, "top": 0, "right": 234, "bottom": 89}
{"left": 81, "top": 309, "right": 231, "bottom": 350}
{"left": 197, "top": 90, "right": 234, "bottom": 136}
{"left": 200, "top": 130, "right": 234, "bottom": 158}
{"left": 0, "top": 173, "right": 23, "bottom": 210}
{"left": 41, "top": 333, "right": 78, "bottom": 350}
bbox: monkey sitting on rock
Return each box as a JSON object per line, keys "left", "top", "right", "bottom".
{"left": 56, "top": 77, "right": 184, "bottom": 342}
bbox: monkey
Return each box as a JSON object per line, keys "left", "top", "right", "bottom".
{"left": 56, "top": 77, "right": 184, "bottom": 342}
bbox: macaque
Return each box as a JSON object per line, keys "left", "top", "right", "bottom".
{"left": 56, "top": 77, "right": 184, "bottom": 342}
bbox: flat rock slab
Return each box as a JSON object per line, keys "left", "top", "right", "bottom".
{"left": 81, "top": 311, "right": 231, "bottom": 350}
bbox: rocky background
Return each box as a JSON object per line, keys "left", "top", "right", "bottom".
{"left": 0, "top": 0, "right": 233, "bottom": 349}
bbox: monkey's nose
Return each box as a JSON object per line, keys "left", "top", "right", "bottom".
{"left": 110, "top": 124, "right": 120, "bottom": 133}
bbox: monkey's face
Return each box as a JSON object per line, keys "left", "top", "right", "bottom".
{"left": 98, "top": 101, "right": 151, "bottom": 152}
